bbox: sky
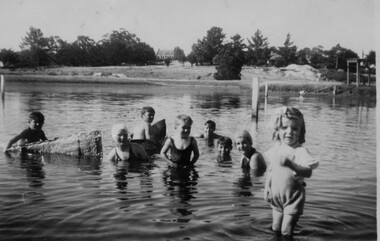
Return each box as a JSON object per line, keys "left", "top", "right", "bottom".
{"left": 0, "top": 0, "right": 376, "bottom": 56}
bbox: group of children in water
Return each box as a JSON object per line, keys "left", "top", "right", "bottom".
{"left": 4, "top": 106, "right": 318, "bottom": 240}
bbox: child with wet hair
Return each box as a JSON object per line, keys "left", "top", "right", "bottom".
{"left": 234, "top": 129, "right": 266, "bottom": 170}
{"left": 202, "top": 120, "right": 222, "bottom": 139}
{"left": 132, "top": 106, "right": 156, "bottom": 140}
{"left": 216, "top": 136, "right": 233, "bottom": 162}
{"left": 160, "top": 114, "right": 199, "bottom": 168}
{"left": 4, "top": 112, "right": 48, "bottom": 152}
{"left": 107, "top": 124, "right": 150, "bottom": 162}
{"left": 264, "top": 106, "right": 319, "bottom": 239}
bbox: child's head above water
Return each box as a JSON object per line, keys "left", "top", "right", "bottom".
{"left": 174, "top": 114, "right": 193, "bottom": 138}
{"left": 29, "top": 112, "right": 45, "bottom": 129}
{"left": 141, "top": 106, "right": 155, "bottom": 116}
{"left": 175, "top": 114, "right": 193, "bottom": 128}
{"left": 29, "top": 112, "right": 45, "bottom": 124}
{"left": 217, "top": 136, "right": 232, "bottom": 155}
{"left": 204, "top": 120, "right": 216, "bottom": 136}
{"left": 111, "top": 124, "right": 129, "bottom": 145}
{"left": 141, "top": 106, "right": 155, "bottom": 123}
{"left": 234, "top": 130, "right": 254, "bottom": 156}
{"left": 272, "top": 106, "right": 305, "bottom": 145}
{"left": 234, "top": 129, "right": 253, "bottom": 145}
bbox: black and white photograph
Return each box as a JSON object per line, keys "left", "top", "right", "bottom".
{"left": 0, "top": 0, "right": 377, "bottom": 240}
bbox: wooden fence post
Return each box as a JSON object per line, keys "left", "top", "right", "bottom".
{"left": 252, "top": 77, "right": 260, "bottom": 121}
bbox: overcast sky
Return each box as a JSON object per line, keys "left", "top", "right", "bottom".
{"left": 0, "top": 0, "right": 376, "bottom": 56}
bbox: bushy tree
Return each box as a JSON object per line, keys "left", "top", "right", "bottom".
{"left": 325, "top": 44, "right": 358, "bottom": 70}
{"left": 246, "top": 29, "right": 271, "bottom": 66}
{"left": 192, "top": 26, "right": 225, "bottom": 65}
{"left": 19, "top": 26, "right": 51, "bottom": 67}
{"left": 214, "top": 34, "right": 246, "bottom": 80}
{"left": 278, "top": 33, "right": 297, "bottom": 66}
{"left": 0, "top": 49, "right": 19, "bottom": 67}
{"left": 187, "top": 51, "right": 197, "bottom": 67}
{"left": 132, "top": 42, "right": 156, "bottom": 65}
{"left": 366, "top": 50, "right": 375, "bottom": 65}
{"left": 173, "top": 47, "right": 187, "bottom": 66}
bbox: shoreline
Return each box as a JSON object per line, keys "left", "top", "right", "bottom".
{"left": 0, "top": 65, "right": 375, "bottom": 96}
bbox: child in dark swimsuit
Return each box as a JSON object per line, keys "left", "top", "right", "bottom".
{"left": 234, "top": 129, "right": 266, "bottom": 170}
{"left": 160, "top": 114, "right": 199, "bottom": 168}
{"left": 4, "top": 112, "right": 47, "bottom": 152}
{"left": 107, "top": 124, "right": 150, "bottom": 162}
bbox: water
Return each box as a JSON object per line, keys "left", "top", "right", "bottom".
{"left": 0, "top": 82, "right": 376, "bottom": 241}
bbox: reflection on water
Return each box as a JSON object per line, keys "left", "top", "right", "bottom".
{"left": 0, "top": 82, "right": 376, "bottom": 241}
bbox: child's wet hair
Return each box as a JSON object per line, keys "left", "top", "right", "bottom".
{"left": 273, "top": 106, "right": 306, "bottom": 144}
{"left": 175, "top": 114, "right": 193, "bottom": 128}
{"left": 234, "top": 130, "right": 253, "bottom": 145}
{"left": 111, "top": 123, "right": 128, "bottom": 136}
{"left": 217, "top": 136, "right": 233, "bottom": 148}
{"left": 141, "top": 106, "right": 155, "bottom": 115}
{"left": 205, "top": 120, "right": 216, "bottom": 130}
{"left": 29, "top": 112, "right": 45, "bottom": 124}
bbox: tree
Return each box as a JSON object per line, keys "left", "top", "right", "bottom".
{"left": 246, "top": 29, "right": 271, "bottom": 66}
{"left": 187, "top": 51, "right": 197, "bottom": 67}
{"left": 214, "top": 34, "right": 246, "bottom": 80}
{"left": 278, "top": 33, "right": 297, "bottom": 66}
{"left": 19, "top": 26, "right": 51, "bottom": 67}
{"left": 173, "top": 47, "right": 187, "bottom": 66}
{"left": 366, "top": 50, "right": 375, "bottom": 65}
{"left": 131, "top": 42, "right": 156, "bottom": 65}
{"left": 192, "top": 26, "right": 226, "bottom": 64}
{"left": 325, "top": 44, "right": 358, "bottom": 70}
{"left": 0, "top": 48, "right": 20, "bottom": 67}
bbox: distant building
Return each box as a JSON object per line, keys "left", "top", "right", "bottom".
{"left": 156, "top": 49, "right": 174, "bottom": 60}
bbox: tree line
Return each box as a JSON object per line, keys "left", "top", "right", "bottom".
{"left": 185, "top": 27, "right": 375, "bottom": 80}
{"left": 0, "top": 27, "right": 156, "bottom": 68}
{"left": 0, "top": 26, "right": 376, "bottom": 80}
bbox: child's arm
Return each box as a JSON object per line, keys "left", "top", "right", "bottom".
{"left": 106, "top": 148, "right": 116, "bottom": 162}
{"left": 189, "top": 138, "right": 200, "bottom": 166}
{"left": 143, "top": 122, "right": 152, "bottom": 140}
{"left": 40, "top": 130, "right": 47, "bottom": 141}
{"left": 282, "top": 147, "right": 317, "bottom": 178}
{"left": 4, "top": 130, "right": 26, "bottom": 151}
{"left": 160, "top": 138, "right": 171, "bottom": 161}
{"left": 263, "top": 171, "right": 272, "bottom": 202}
{"left": 283, "top": 158, "right": 312, "bottom": 178}
{"left": 250, "top": 153, "right": 267, "bottom": 170}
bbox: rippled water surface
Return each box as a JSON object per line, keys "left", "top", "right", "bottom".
{"left": 0, "top": 82, "right": 376, "bottom": 241}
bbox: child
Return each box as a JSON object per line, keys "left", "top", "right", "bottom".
{"left": 160, "top": 114, "right": 199, "bottom": 168}
{"left": 216, "top": 136, "right": 233, "bottom": 162}
{"left": 4, "top": 112, "right": 48, "bottom": 152}
{"left": 107, "top": 124, "right": 150, "bottom": 162}
{"left": 263, "top": 107, "right": 319, "bottom": 239}
{"left": 234, "top": 130, "right": 266, "bottom": 170}
{"left": 196, "top": 120, "right": 222, "bottom": 140}
{"left": 132, "top": 106, "right": 155, "bottom": 140}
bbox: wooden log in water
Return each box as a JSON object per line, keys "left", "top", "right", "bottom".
{"left": 7, "top": 130, "right": 102, "bottom": 157}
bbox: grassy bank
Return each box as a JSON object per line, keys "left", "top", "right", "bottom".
{"left": 0, "top": 63, "right": 375, "bottom": 97}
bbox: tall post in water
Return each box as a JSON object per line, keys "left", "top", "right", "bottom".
{"left": 251, "top": 77, "right": 260, "bottom": 122}
{"left": 0, "top": 74, "right": 4, "bottom": 94}
{"left": 264, "top": 82, "right": 268, "bottom": 115}
{"left": 1, "top": 74, "right": 4, "bottom": 108}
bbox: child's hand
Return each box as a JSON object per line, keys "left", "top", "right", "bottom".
{"left": 281, "top": 157, "right": 294, "bottom": 167}
{"left": 264, "top": 188, "right": 272, "bottom": 202}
